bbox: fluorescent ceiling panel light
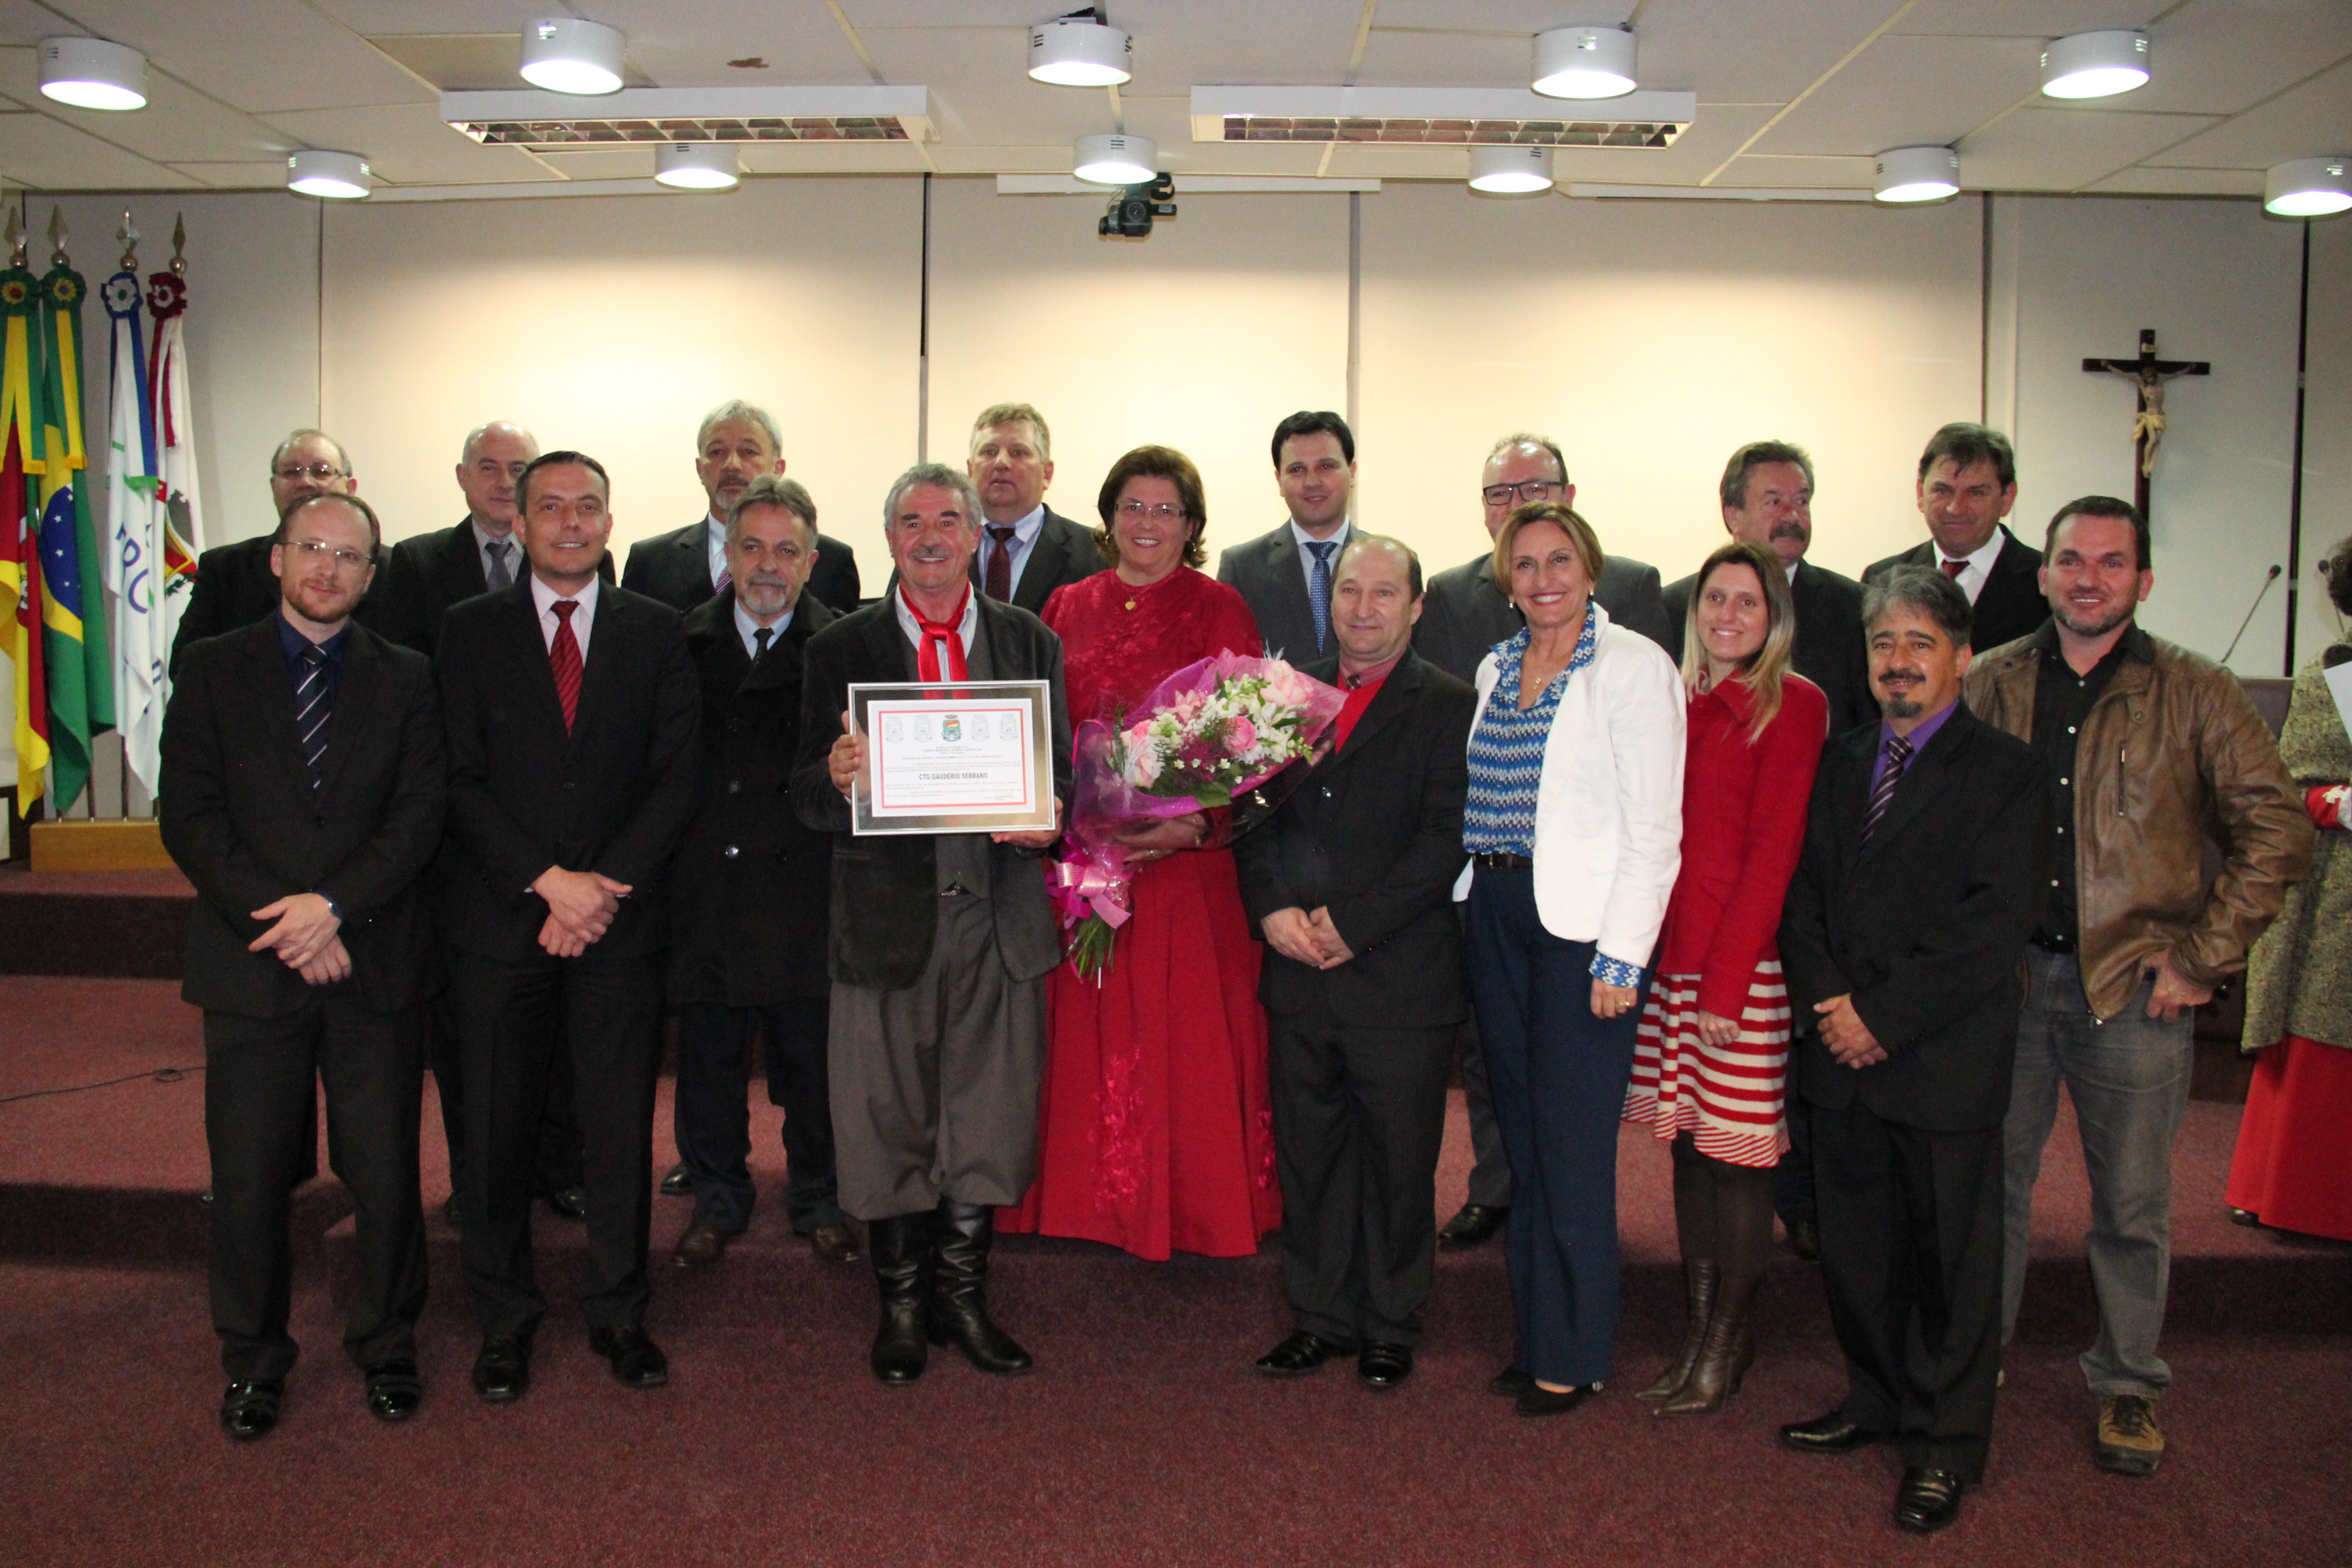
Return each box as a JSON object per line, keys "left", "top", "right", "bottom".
{"left": 1873, "top": 145, "right": 1958, "bottom": 203}
{"left": 1469, "top": 144, "right": 1554, "bottom": 193}
{"left": 521, "top": 17, "right": 625, "bottom": 95}
{"left": 654, "top": 142, "right": 738, "bottom": 189}
{"left": 2265, "top": 157, "right": 2352, "bottom": 218}
{"left": 1567, "top": 183, "right": 1870, "bottom": 203}
{"left": 287, "top": 149, "right": 372, "bottom": 200}
{"left": 2040, "top": 31, "right": 2150, "bottom": 100}
{"left": 38, "top": 36, "right": 147, "bottom": 112}
{"left": 1191, "top": 86, "right": 1690, "bottom": 147}
{"left": 1029, "top": 17, "right": 1131, "bottom": 86}
{"left": 1533, "top": 26, "right": 1637, "bottom": 100}
{"left": 1074, "top": 132, "right": 1155, "bottom": 184}
{"left": 443, "top": 86, "right": 934, "bottom": 147}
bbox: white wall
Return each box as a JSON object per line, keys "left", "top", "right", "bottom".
{"left": 2299, "top": 214, "right": 2351, "bottom": 666}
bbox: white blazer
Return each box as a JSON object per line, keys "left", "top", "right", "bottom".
{"left": 1455, "top": 602, "right": 1687, "bottom": 976}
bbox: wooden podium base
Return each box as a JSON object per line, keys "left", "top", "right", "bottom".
{"left": 29, "top": 819, "right": 176, "bottom": 872}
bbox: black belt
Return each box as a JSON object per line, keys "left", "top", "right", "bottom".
{"left": 1473, "top": 851, "right": 1533, "bottom": 870}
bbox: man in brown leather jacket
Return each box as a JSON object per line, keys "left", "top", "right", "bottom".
{"left": 1961, "top": 496, "right": 2311, "bottom": 1480}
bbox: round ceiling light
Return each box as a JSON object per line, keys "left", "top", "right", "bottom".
{"left": 1029, "top": 17, "right": 1132, "bottom": 86}
{"left": 2264, "top": 157, "right": 2352, "bottom": 218}
{"left": 1873, "top": 145, "right": 1959, "bottom": 203}
{"left": 1074, "top": 132, "right": 1156, "bottom": 186}
{"left": 1533, "top": 26, "right": 1637, "bottom": 100}
{"left": 520, "top": 17, "right": 625, "bottom": 95}
{"left": 287, "top": 150, "right": 372, "bottom": 200}
{"left": 1469, "top": 144, "right": 1555, "bottom": 195}
{"left": 2040, "top": 30, "right": 2151, "bottom": 99}
{"left": 655, "top": 142, "right": 739, "bottom": 191}
{"left": 37, "top": 36, "right": 148, "bottom": 112}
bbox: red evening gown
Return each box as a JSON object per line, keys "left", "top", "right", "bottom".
{"left": 999, "top": 566, "right": 1282, "bottom": 1259}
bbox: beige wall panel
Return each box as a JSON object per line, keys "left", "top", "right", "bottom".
{"left": 2300, "top": 216, "right": 2351, "bottom": 665}
{"left": 1358, "top": 185, "right": 1983, "bottom": 590}
{"left": 925, "top": 178, "right": 1350, "bottom": 557}
{"left": 318, "top": 178, "right": 923, "bottom": 572}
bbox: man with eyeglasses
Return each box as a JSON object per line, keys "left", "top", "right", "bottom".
{"left": 172, "top": 429, "right": 359, "bottom": 675}
{"left": 1411, "top": 431, "right": 1673, "bottom": 1250}
{"left": 161, "top": 490, "right": 446, "bottom": 1441}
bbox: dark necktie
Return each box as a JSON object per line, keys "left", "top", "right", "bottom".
{"left": 753, "top": 625, "right": 773, "bottom": 661}
{"left": 984, "top": 525, "right": 1017, "bottom": 601}
{"left": 294, "top": 644, "right": 332, "bottom": 791}
{"left": 1861, "top": 732, "right": 1913, "bottom": 846}
{"left": 1307, "top": 540, "right": 1337, "bottom": 653}
{"left": 485, "top": 538, "right": 514, "bottom": 591}
{"left": 549, "top": 599, "right": 583, "bottom": 732}
{"left": 1940, "top": 558, "right": 1967, "bottom": 580}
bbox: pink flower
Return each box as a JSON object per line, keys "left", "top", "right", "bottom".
{"left": 1228, "top": 716, "right": 1257, "bottom": 751}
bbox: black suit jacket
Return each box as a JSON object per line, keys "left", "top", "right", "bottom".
{"left": 1663, "top": 558, "right": 1875, "bottom": 734}
{"left": 971, "top": 506, "right": 1101, "bottom": 615}
{"left": 363, "top": 517, "right": 615, "bottom": 659}
{"left": 1862, "top": 525, "right": 2048, "bottom": 653}
{"left": 668, "top": 588, "right": 837, "bottom": 1007}
{"left": 1411, "top": 548, "right": 1673, "bottom": 681}
{"left": 623, "top": 519, "right": 862, "bottom": 617}
{"left": 434, "top": 581, "right": 702, "bottom": 962}
{"left": 790, "top": 597, "right": 1072, "bottom": 992}
{"left": 170, "top": 536, "right": 282, "bottom": 676}
{"left": 159, "top": 617, "right": 446, "bottom": 1017}
{"left": 1777, "top": 706, "right": 2051, "bottom": 1132}
{"left": 1232, "top": 652, "right": 1475, "bottom": 1029}
{"left": 1216, "top": 523, "right": 1341, "bottom": 663}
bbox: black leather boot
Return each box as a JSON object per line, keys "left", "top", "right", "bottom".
{"left": 928, "top": 1199, "right": 1033, "bottom": 1375}
{"left": 867, "top": 1211, "right": 932, "bottom": 1385}
{"left": 1656, "top": 1270, "right": 1761, "bottom": 1416}
{"left": 1636, "top": 1257, "right": 1720, "bottom": 1403}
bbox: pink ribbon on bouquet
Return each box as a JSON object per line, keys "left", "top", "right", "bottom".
{"left": 1047, "top": 847, "right": 1134, "bottom": 932}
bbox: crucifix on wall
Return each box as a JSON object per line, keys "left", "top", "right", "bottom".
{"left": 2081, "top": 328, "right": 2210, "bottom": 519}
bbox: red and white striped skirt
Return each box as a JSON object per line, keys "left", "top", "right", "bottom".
{"left": 1623, "top": 962, "right": 1791, "bottom": 1169}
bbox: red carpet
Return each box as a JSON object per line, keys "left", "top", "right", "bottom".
{"left": 3, "top": 977, "right": 2347, "bottom": 1567}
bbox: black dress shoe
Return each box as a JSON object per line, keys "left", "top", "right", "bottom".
{"left": 219, "top": 1379, "right": 282, "bottom": 1440}
{"left": 1439, "top": 1204, "right": 1508, "bottom": 1247}
{"left": 1895, "top": 1467, "right": 1965, "bottom": 1534}
{"left": 471, "top": 1336, "right": 531, "bottom": 1403}
{"left": 441, "top": 1193, "right": 462, "bottom": 1226}
{"left": 1358, "top": 1343, "right": 1413, "bottom": 1390}
{"left": 1254, "top": 1330, "right": 1359, "bottom": 1377}
{"left": 589, "top": 1324, "right": 670, "bottom": 1389}
{"left": 1515, "top": 1381, "right": 1600, "bottom": 1418}
{"left": 1489, "top": 1365, "right": 1534, "bottom": 1398}
{"left": 363, "top": 1358, "right": 422, "bottom": 1422}
{"left": 540, "top": 1185, "right": 588, "bottom": 1222}
{"left": 1778, "top": 1409, "right": 1884, "bottom": 1454}
{"left": 659, "top": 1162, "right": 691, "bottom": 1197}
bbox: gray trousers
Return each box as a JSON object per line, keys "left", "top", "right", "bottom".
{"left": 828, "top": 889, "right": 1046, "bottom": 1222}
{"left": 2002, "top": 947, "right": 2195, "bottom": 1399}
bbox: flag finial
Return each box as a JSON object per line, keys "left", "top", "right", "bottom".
{"left": 47, "top": 206, "right": 69, "bottom": 268}
{"left": 118, "top": 210, "right": 140, "bottom": 272}
{"left": 170, "top": 212, "right": 187, "bottom": 277}
{"left": 5, "top": 207, "right": 24, "bottom": 268}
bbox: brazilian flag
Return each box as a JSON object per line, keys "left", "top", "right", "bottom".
{"left": 33, "top": 260, "right": 112, "bottom": 813}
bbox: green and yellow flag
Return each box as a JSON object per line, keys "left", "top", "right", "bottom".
{"left": 34, "top": 259, "right": 110, "bottom": 812}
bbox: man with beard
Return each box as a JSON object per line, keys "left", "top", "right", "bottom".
{"left": 1962, "top": 497, "right": 2308, "bottom": 1480}
{"left": 172, "top": 429, "right": 359, "bottom": 674}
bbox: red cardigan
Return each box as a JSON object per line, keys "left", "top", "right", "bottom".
{"left": 1654, "top": 671, "right": 1829, "bottom": 1019}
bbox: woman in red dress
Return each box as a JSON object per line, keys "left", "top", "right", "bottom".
{"left": 1000, "top": 446, "right": 1281, "bottom": 1259}
{"left": 1624, "top": 539, "right": 1827, "bottom": 1414}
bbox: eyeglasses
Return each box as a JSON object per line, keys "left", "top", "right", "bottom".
{"left": 1482, "top": 479, "right": 1565, "bottom": 507}
{"left": 274, "top": 463, "right": 348, "bottom": 483}
{"left": 1116, "top": 501, "right": 1188, "bottom": 523}
{"left": 289, "top": 538, "right": 371, "bottom": 572}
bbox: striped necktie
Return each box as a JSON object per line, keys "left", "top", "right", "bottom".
{"left": 294, "top": 644, "right": 333, "bottom": 791}
{"left": 485, "top": 538, "right": 514, "bottom": 591}
{"left": 1861, "top": 732, "right": 1913, "bottom": 846}
{"left": 549, "top": 599, "right": 583, "bottom": 732}
{"left": 1307, "top": 540, "right": 1337, "bottom": 653}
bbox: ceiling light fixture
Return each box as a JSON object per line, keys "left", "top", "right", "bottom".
{"left": 2265, "top": 157, "right": 2352, "bottom": 218}
{"left": 37, "top": 37, "right": 148, "bottom": 112}
{"left": 654, "top": 142, "right": 738, "bottom": 190}
{"left": 520, "top": 17, "right": 625, "bottom": 95}
{"left": 1075, "top": 131, "right": 1155, "bottom": 185}
{"left": 1029, "top": 14, "right": 1132, "bottom": 87}
{"left": 2040, "top": 30, "right": 2150, "bottom": 99}
{"left": 1469, "top": 144, "right": 1554, "bottom": 194}
{"left": 287, "top": 150, "right": 372, "bottom": 200}
{"left": 1532, "top": 26, "right": 1637, "bottom": 100}
{"left": 1873, "top": 145, "right": 1959, "bottom": 203}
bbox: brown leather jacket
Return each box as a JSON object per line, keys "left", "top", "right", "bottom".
{"left": 1963, "top": 624, "right": 2312, "bottom": 1022}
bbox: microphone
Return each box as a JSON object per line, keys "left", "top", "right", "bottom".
{"left": 2221, "top": 565, "right": 2283, "bottom": 664}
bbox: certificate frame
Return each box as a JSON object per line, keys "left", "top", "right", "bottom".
{"left": 847, "top": 679, "right": 1056, "bottom": 837}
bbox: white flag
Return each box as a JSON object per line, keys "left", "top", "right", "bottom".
{"left": 99, "top": 270, "right": 165, "bottom": 796}
{"left": 148, "top": 272, "right": 204, "bottom": 674}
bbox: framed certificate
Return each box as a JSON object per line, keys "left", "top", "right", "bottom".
{"left": 846, "top": 680, "right": 1056, "bottom": 836}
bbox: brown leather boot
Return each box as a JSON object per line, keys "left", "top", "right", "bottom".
{"left": 1636, "top": 1258, "right": 1720, "bottom": 1403}
{"left": 1655, "top": 1271, "right": 1760, "bottom": 1416}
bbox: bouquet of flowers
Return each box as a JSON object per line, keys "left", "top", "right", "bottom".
{"left": 1049, "top": 652, "right": 1346, "bottom": 981}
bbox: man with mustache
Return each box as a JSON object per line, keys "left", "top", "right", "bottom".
{"left": 666, "top": 474, "right": 855, "bottom": 1270}
{"left": 1963, "top": 497, "right": 2308, "bottom": 1480}
{"left": 172, "top": 429, "right": 361, "bottom": 675}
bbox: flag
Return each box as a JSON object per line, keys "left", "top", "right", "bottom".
{"left": 101, "top": 267, "right": 165, "bottom": 798}
{"left": 0, "top": 261, "right": 49, "bottom": 815}
{"left": 146, "top": 269, "right": 202, "bottom": 660}
{"left": 34, "top": 259, "right": 110, "bottom": 813}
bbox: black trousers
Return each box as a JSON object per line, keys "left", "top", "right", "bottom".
{"left": 424, "top": 979, "right": 585, "bottom": 1208}
{"left": 1812, "top": 1097, "right": 2006, "bottom": 1482}
{"left": 672, "top": 999, "right": 844, "bottom": 1235}
{"left": 1268, "top": 999, "right": 1455, "bottom": 1346}
{"left": 1773, "top": 1096, "right": 1815, "bottom": 1228}
{"left": 203, "top": 994, "right": 425, "bottom": 1382}
{"left": 452, "top": 944, "right": 662, "bottom": 1339}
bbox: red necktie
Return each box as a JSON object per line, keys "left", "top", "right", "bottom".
{"left": 984, "top": 525, "right": 1016, "bottom": 601}
{"left": 1940, "top": 558, "right": 1967, "bottom": 579}
{"left": 549, "top": 599, "right": 583, "bottom": 732}
{"left": 906, "top": 587, "right": 970, "bottom": 683}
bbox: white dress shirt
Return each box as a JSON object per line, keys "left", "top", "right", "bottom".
{"left": 1289, "top": 517, "right": 1352, "bottom": 595}
{"left": 529, "top": 572, "right": 600, "bottom": 662}
{"left": 734, "top": 598, "right": 794, "bottom": 661}
{"left": 704, "top": 513, "right": 730, "bottom": 591}
{"left": 1937, "top": 529, "right": 2007, "bottom": 606}
{"left": 469, "top": 518, "right": 521, "bottom": 589}
{"left": 893, "top": 585, "right": 977, "bottom": 663}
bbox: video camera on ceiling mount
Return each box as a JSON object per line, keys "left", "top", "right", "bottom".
{"left": 1099, "top": 172, "right": 1175, "bottom": 239}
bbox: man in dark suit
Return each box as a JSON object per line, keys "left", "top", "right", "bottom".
{"left": 171, "top": 429, "right": 358, "bottom": 676}
{"left": 620, "top": 398, "right": 860, "bottom": 617}
{"left": 1217, "top": 410, "right": 1358, "bottom": 662}
{"left": 1775, "top": 566, "right": 2051, "bottom": 1536}
{"left": 966, "top": 402, "right": 1099, "bottom": 612}
{"left": 1409, "top": 430, "right": 1673, "bottom": 1252}
{"left": 159, "top": 491, "right": 445, "bottom": 1441}
{"left": 667, "top": 474, "right": 855, "bottom": 1271}
{"left": 792, "top": 462, "right": 1070, "bottom": 1386}
{"left": 1861, "top": 423, "right": 2048, "bottom": 653}
{"left": 1235, "top": 536, "right": 1475, "bottom": 1392}
{"left": 437, "top": 451, "right": 701, "bottom": 1402}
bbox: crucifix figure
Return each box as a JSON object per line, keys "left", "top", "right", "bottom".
{"left": 2082, "top": 328, "right": 2209, "bottom": 519}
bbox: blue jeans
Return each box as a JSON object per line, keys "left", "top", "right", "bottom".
{"left": 2001, "top": 947, "right": 2194, "bottom": 1399}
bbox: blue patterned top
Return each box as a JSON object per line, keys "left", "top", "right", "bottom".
{"left": 1463, "top": 605, "right": 1642, "bottom": 990}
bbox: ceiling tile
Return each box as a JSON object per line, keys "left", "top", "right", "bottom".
{"left": 1890, "top": 1, "right": 2167, "bottom": 38}
{"left": 258, "top": 103, "right": 557, "bottom": 184}
{"left": 2121, "top": 0, "right": 2352, "bottom": 116}
{"left": 56, "top": 0, "right": 435, "bottom": 112}
{"left": 1631, "top": 0, "right": 1925, "bottom": 102}
{"left": 860, "top": 24, "right": 1098, "bottom": 148}
{"left": 0, "top": 0, "right": 62, "bottom": 48}
{"left": 1757, "top": 33, "right": 2045, "bottom": 157}
{"left": 2142, "top": 54, "right": 2352, "bottom": 169}
{"left": 0, "top": 110, "right": 200, "bottom": 189}
{"left": 311, "top": 2, "right": 545, "bottom": 32}
{"left": 0, "top": 48, "right": 290, "bottom": 164}
{"left": 736, "top": 141, "right": 929, "bottom": 176}
{"left": 1354, "top": 29, "right": 1531, "bottom": 87}
{"left": 168, "top": 160, "right": 299, "bottom": 189}
{"left": 2082, "top": 165, "right": 2266, "bottom": 195}
{"left": 1123, "top": 1, "right": 1362, "bottom": 94}
{"left": 1375, "top": 1, "right": 1634, "bottom": 29}
{"left": 840, "top": 1, "right": 1043, "bottom": 24}
{"left": 1712, "top": 152, "right": 1878, "bottom": 188}
{"left": 1961, "top": 105, "right": 2223, "bottom": 189}
{"left": 587, "top": 0, "right": 870, "bottom": 86}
